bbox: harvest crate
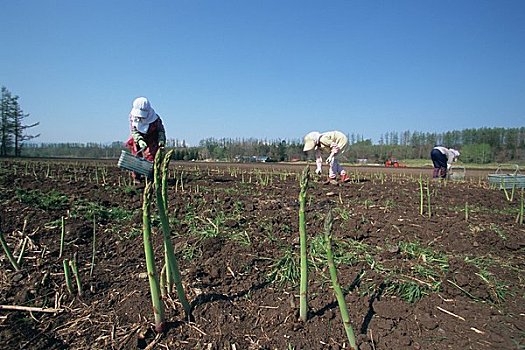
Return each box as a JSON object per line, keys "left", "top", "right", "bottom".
{"left": 488, "top": 165, "right": 525, "bottom": 189}
{"left": 448, "top": 166, "right": 465, "bottom": 181}
{"left": 117, "top": 150, "right": 153, "bottom": 178}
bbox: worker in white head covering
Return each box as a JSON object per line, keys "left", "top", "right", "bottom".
{"left": 129, "top": 97, "right": 158, "bottom": 133}
{"left": 431, "top": 145, "right": 460, "bottom": 178}
{"left": 125, "top": 97, "right": 166, "bottom": 182}
{"left": 303, "top": 131, "right": 350, "bottom": 184}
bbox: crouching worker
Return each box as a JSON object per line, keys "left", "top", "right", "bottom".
{"left": 303, "top": 131, "right": 350, "bottom": 184}
{"left": 125, "top": 97, "right": 166, "bottom": 182}
{"left": 430, "top": 146, "right": 460, "bottom": 179}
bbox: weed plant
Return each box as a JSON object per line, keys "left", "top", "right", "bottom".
{"left": 268, "top": 246, "right": 300, "bottom": 286}
{"left": 464, "top": 256, "right": 513, "bottom": 303}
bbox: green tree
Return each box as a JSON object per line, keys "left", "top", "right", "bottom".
{"left": 12, "top": 101, "right": 39, "bottom": 156}
{"left": 461, "top": 143, "right": 493, "bottom": 164}
{"left": 0, "top": 87, "right": 14, "bottom": 156}
{"left": 277, "top": 140, "right": 287, "bottom": 161}
{"left": 0, "top": 86, "right": 39, "bottom": 156}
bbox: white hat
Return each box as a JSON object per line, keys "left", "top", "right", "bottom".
{"left": 130, "top": 97, "right": 152, "bottom": 118}
{"left": 303, "top": 131, "right": 321, "bottom": 151}
{"left": 129, "top": 97, "right": 158, "bottom": 133}
{"left": 451, "top": 149, "right": 460, "bottom": 157}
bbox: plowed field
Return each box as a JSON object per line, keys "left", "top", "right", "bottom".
{"left": 0, "top": 158, "right": 523, "bottom": 349}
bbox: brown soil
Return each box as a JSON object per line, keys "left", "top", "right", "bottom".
{"left": 0, "top": 158, "right": 524, "bottom": 349}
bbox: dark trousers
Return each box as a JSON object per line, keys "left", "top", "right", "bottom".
{"left": 430, "top": 149, "right": 448, "bottom": 178}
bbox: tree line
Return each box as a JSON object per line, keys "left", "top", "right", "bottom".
{"left": 17, "top": 126, "right": 525, "bottom": 165}
{"left": 0, "top": 86, "right": 40, "bottom": 156}
{"left": 2, "top": 85, "right": 523, "bottom": 164}
{"left": 197, "top": 128, "right": 525, "bottom": 164}
{"left": 21, "top": 141, "right": 200, "bottom": 161}
{"left": 372, "top": 127, "right": 525, "bottom": 163}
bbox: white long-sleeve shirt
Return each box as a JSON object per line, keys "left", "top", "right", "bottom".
{"left": 315, "top": 131, "right": 348, "bottom": 170}
{"left": 433, "top": 146, "right": 457, "bottom": 169}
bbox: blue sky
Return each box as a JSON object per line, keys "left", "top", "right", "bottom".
{"left": 2, "top": 0, "right": 524, "bottom": 146}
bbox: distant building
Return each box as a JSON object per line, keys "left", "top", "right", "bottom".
{"left": 234, "top": 155, "right": 274, "bottom": 163}
{"left": 256, "top": 156, "right": 273, "bottom": 162}
{"left": 234, "top": 155, "right": 256, "bottom": 163}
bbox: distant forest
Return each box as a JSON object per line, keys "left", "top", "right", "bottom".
{"left": 1, "top": 85, "right": 523, "bottom": 164}
{"left": 14, "top": 127, "right": 525, "bottom": 164}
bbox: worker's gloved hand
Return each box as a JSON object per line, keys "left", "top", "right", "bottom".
{"left": 315, "top": 168, "right": 322, "bottom": 175}
{"left": 137, "top": 140, "right": 147, "bottom": 154}
{"left": 326, "top": 154, "right": 334, "bottom": 164}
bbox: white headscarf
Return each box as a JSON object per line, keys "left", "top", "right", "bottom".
{"left": 129, "top": 97, "right": 158, "bottom": 133}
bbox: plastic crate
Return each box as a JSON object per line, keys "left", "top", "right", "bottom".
{"left": 117, "top": 150, "right": 153, "bottom": 178}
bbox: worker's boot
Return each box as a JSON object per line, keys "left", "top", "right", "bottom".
{"left": 340, "top": 173, "right": 350, "bottom": 183}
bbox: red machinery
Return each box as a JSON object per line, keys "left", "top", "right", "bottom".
{"left": 385, "top": 158, "right": 405, "bottom": 167}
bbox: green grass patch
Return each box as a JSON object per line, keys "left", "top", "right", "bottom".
{"left": 267, "top": 246, "right": 300, "bottom": 286}
{"left": 15, "top": 188, "right": 69, "bottom": 210}
{"left": 70, "top": 200, "right": 134, "bottom": 222}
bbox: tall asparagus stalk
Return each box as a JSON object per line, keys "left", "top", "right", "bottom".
{"left": 161, "top": 151, "right": 173, "bottom": 294}
{"left": 519, "top": 190, "right": 524, "bottom": 225}
{"left": 298, "top": 165, "right": 310, "bottom": 322}
{"left": 154, "top": 149, "right": 191, "bottom": 319}
{"left": 0, "top": 229, "right": 20, "bottom": 271}
{"left": 69, "top": 253, "right": 83, "bottom": 296}
{"left": 63, "top": 259, "right": 73, "bottom": 295}
{"left": 59, "top": 216, "right": 65, "bottom": 258}
{"left": 90, "top": 215, "right": 96, "bottom": 278}
{"left": 324, "top": 210, "right": 357, "bottom": 350}
{"left": 142, "top": 182, "right": 165, "bottom": 332}
{"left": 426, "top": 178, "right": 432, "bottom": 218}
{"left": 418, "top": 176, "right": 424, "bottom": 216}
{"left": 17, "top": 237, "right": 28, "bottom": 265}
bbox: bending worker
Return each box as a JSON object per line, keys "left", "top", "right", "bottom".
{"left": 303, "top": 131, "right": 350, "bottom": 184}
{"left": 430, "top": 145, "right": 460, "bottom": 179}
